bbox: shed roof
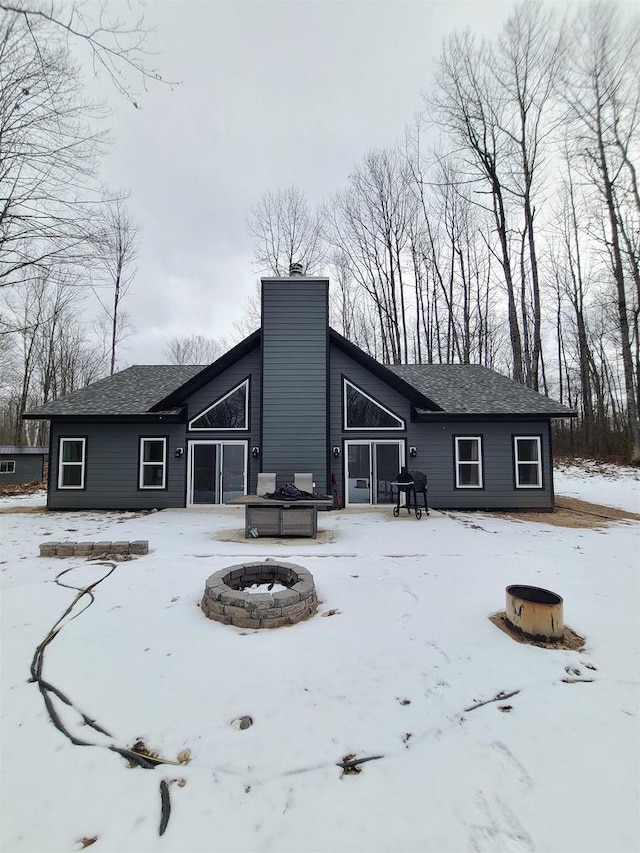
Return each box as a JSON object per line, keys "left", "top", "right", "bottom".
{"left": 0, "top": 446, "right": 48, "bottom": 454}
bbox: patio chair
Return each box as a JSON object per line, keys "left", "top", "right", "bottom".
{"left": 256, "top": 473, "right": 276, "bottom": 496}
{"left": 410, "top": 470, "right": 429, "bottom": 515}
{"left": 294, "top": 473, "right": 314, "bottom": 494}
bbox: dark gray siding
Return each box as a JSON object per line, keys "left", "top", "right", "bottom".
{"left": 329, "top": 342, "right": 553, "bottom": 510}
{"left": 186, "top": 348, "right": 261, "bottom": 493}
{"left": 48, "top": 422, "right": 187, "bottom": 510}
{"left": 329, "top": 343, "right": 410, "bottom": 501}
{"left": 261, "top": 279, "right": 329, "bottom": 493}
{"left": 0, "top": 453, "right": 45, "bottom": 485}
{"left": 411, "top": 420, "right": 553, "bottom": 509}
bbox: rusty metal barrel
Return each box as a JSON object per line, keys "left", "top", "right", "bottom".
{"left": 506, "top": 585, "right": 564, "bottom": 641}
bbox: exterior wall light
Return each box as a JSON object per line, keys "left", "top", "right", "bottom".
{"left": 174, "top": 447, "right": 184, "bottom": 458}
{"left": 332, "top": 446, "right": 341, "bottom": 457}
{"left": 409, "top": 446, "right": 417, "bottom": 457}
{"left": 252, "top": 446, "right": 260, "bottom": 457}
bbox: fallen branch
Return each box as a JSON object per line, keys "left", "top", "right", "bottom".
{"left": 159, "top": 780, "right": 171, "bottom": 836}
{"left": 561, "top": 677, "right": 594, "bottom": 684}
{"left": 464, "top": 689, "right": 520, "bottom": 712}
{"left": 337, "top": 754, "right": 384, "bottom": 770}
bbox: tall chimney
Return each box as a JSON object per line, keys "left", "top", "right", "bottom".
{"left": 260, "top": 273, "right": 329, "bottom": 493}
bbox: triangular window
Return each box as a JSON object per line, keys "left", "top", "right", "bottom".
{"left": 189, "top": 379, "right": 249, "bottom": 430}
{"left": 344, "top": 379, "right": 405, "bottom": 430}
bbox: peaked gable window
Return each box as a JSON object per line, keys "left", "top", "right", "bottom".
{"left": 189, "top": 378, "right": 249, "bottom": 431}
{"left": 344, "top": 378, "right": 405, "bottom": 430}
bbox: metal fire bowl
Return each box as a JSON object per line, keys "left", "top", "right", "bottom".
{"left": 505, "top": 584, "right": 564, "bottom": 641}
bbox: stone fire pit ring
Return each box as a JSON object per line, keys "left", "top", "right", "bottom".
{"left": 201, "top": 561, "right": 317, "bottom": 629}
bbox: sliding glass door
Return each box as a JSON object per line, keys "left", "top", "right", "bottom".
{"left": 345, "top": 440, "right": 404, "bottom": 506}
{"left": 188, "top": 441, "right": 247, "bottom": 505}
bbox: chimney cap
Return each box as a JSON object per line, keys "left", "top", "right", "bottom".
{"left": 289, "top": 261, "right": 305, "bottom": 277}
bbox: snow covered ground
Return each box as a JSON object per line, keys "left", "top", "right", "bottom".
{"left": 554, "top": 458, "right": 640, "bottom": 511}
{"left": 1, "top": 464, "right": 638, "bottom": 853}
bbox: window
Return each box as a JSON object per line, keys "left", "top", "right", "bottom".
{"left": 514, "top": 436, "right": 542, "bottom": 488}
{"left": 344, "top": 379, "right": 405, "bottom": 430}
{"left": 58, "top": 438, "right": 86, "bottom": 489}
{"left": 455, "top": 436, "right": 483, "bottom": 488}
{"left": 0, "top": 460, "right": 16, "bottom": 474}
{"left": 189, "top": 379, "right": 249, "bottom": 430}
{"left": 139, "top": 438, "right": 167, "bottom": 489}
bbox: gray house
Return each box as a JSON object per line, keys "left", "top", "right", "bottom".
{"left": 23, "top": 274, "right": 574, "bottom": 511}
{"left": 0, "top": 446, "right": 48, "bottom": 485}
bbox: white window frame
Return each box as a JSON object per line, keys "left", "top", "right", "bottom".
{"left": 58, "top": 438, "right": 86, "bottom": 490}
{"left": 139, "top": 437, "right": 167, "bottom": 490}
{"left": 0, "top": 460, "right": 16, "bottom": 473}
{"left": 189, "top": 379, "right": 249, "bottom": 432}
{"left": 343, "top": 378, "right": 405, "bottom": 431}
{"left": 454, "top": 436, "right": 483, "bottom": 489}
{"left": 514, "top": 436, "right": 543, "bottom": 489}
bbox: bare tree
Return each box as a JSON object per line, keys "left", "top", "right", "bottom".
{"left": 431, "top": 29, "right": 525, "bottom": 381}
{"left": 163, "top": 334, "right": 225, "bottom": 365}
{"left": 92, "top": 198, "right": 139, "bottom": 374}
{"left": 0, "top": 1, "right": 172, "bottom": 290}
{"left": 0, "top": 274, "right": 103, "bottom": 442}
{"left": 0, "top": 9, "right": 104, "bottom": 288}
{"left": 561, "top": 1, "right": 640, "bottom": 462}
{"left": 248, "top": 185, "right": 326, "bottom": 276}
{"left": 0, "top": 1, "right": 171, "bottom": 106}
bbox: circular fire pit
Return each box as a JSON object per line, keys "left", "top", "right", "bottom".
{"left": 201, "top": 561, "right": 317, "bottom": 629}
{"left": 506, "top": 584, "right": 564, "bottom": 641}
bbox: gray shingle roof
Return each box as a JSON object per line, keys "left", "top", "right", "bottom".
{"left": 387, "top": 364, "right": 574, "bottom": 416}
{"left": 23, "top": 365, "right": 205, "bottom": 417}
{"left": 23, "top": 350, "right": 574, "bottom": 421}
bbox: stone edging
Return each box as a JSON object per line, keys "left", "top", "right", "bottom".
{"left": 39, "top": 540, "right": 149, "bottom": 557}
{"left": 201, "top": 561, "right": 317, "bottom": 629}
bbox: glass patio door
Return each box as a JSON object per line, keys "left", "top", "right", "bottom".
{"left": 345, "top": 441, "right": 403, "bottom": 506}
{"left": 188, "top": 442, "right": 247, "bottom": 505}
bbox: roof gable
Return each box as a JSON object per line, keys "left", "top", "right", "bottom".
{"left": 151, "top": 330, "right": 260, "bottom": 410}
{"left": 328, "top": 330, "right": 442, "bottom": 411}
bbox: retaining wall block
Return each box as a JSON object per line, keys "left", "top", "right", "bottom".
{"left": 220, "top": 590, "right": 248, "bottom": 607}
{"left": 260, "top": 616, "right": 292, "bottom": 629}
{"left": 223, "top": 604, "right": 253, "bottom": 620}
{"left": 273, "top": 589, "right": 301, "bottom": 605}
{"left": 245, "top": 593, "right": 274, "bottom": 611}
{"left": 259, "top": 606, "right": 284, "bottom": 619}
{"left": 74, "top": 542, "right": 94, "bottom": 556}
{"left": 232, "top": 616, "right": 261, "bottom": 630}
{"left": 56, "top": 542, "right": 77, "bottom": 557}
{"left": 205, "top": 574, "right": 227, "bottom": 590}
{"left": 39, "top": 542, "right": 59, "bottom": 557}
{"left": 129, "top": 541, "right": 149, "bottom": 555}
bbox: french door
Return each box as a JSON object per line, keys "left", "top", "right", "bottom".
{"left": 345, "top": 440, "right": 404, "bottom": 506}
{"left": 187, "top": 441, "right": 247, "bottom": 506}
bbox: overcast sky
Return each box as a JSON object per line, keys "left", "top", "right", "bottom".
{"left": 90, "top": 0, "right": 520, "bottom": 365}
